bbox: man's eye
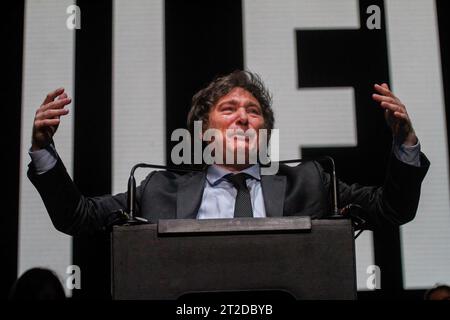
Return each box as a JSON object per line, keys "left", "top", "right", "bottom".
{"left": 248, "top": 108, "right": 261, "bottom": 114}
{"left": 221, "top": 106, "right": 234, "bottom": 112}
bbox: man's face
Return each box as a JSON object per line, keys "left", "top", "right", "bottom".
{"left": 207, "top": 87, "right": 265, "bottom": 164}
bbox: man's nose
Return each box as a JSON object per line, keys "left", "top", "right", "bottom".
{"left": 236, "top": 107, "right": 249, "bottom": 124}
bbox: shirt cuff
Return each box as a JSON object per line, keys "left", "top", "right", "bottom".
{"left": 392, "top": 139, "right": 421, "bottom": 167}
{"left": 28, "top": 144, "right": 58, "bottom": 174}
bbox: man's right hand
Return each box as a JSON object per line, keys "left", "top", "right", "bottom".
{"left": 32, "top": 88, "right": 71, "bottom": 151}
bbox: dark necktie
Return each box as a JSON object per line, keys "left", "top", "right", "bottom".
{"left": 226, "top": 173, "right": 254, "bottom": 218}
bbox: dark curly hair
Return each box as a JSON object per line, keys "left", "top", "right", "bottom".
{"left": 187, "top": 70, "right": 274, "bottom": 133}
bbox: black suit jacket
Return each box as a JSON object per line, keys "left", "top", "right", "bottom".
{"left": 28, "top": 152, "right": 430, "bottom": 236}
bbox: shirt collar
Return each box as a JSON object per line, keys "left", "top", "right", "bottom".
{"left": 206, "top": 164, "right": 261, "bottom": 186}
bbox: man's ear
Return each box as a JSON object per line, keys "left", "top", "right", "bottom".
{"left": 266, "top": 126, "right": 272, "bottom": 142}
{"left": 200, "top": 120, "right": 209, "bottom": 140}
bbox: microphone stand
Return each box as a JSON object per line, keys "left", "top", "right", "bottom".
{"left": 278, "top": 157, "right": 369, "bottom": 238}
{"left": 125, "top": 163, "right": 203, "bottom": 225}
{"left": 279, "top": 156, "right": 342, "bottom": 218}
{"left": 124, "top": 156, "right": 342, "bottom": 225}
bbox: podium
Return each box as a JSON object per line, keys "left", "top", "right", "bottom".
{"left": 111, "top": 217, "right": 356, "bottom": 300}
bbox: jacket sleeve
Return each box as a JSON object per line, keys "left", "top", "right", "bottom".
{"left": 320, "top": 152, "right": 430, "bottom": 230}
{"left": 27, "top": 157, "right": 151, "bottom": 236}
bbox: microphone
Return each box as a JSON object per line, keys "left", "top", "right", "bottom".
{"left": 277, "top": 156, "right": 341, "bottom": 218}
{"left": 124, "top": 156, "right": 342, "bottom": 225}
{"left": 125, "top": 163, "right": 203, "bottom": 225}
{"left": 277, "top": 157, "right": 368, "bottom": 238}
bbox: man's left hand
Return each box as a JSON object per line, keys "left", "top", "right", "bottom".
{"left": 372, "top": 83, "right": 417, "bottom": 146}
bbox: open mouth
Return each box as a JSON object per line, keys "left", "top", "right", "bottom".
{"left": 225, "top": 129, "right": 256, "bottom": 140}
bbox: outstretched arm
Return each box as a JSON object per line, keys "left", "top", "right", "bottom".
{"left": 28, "top": 89, "right": 132, "bottom": 235}
{"left": 335, "top": 84, "right": 429, "bottom": 229}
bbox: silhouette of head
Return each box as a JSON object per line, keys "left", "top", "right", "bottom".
{"left": 9, "top": 268, "right": 66, "bottom": 300}
{"left": 424, "top": 284, "right": 450, "bottom": 300}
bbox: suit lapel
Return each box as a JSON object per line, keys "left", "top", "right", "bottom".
{"left": 176, "top": 171, "right": 206, "bottom": 219}
{"left": 261, "top": 174, "right": 286, "bottom": 217}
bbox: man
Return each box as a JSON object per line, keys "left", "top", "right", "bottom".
{"left": 424, "top": 284, "right": 450, "bottom": 300}
{"left": 28, "top": 70, "right": 429, "bottom": 235}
